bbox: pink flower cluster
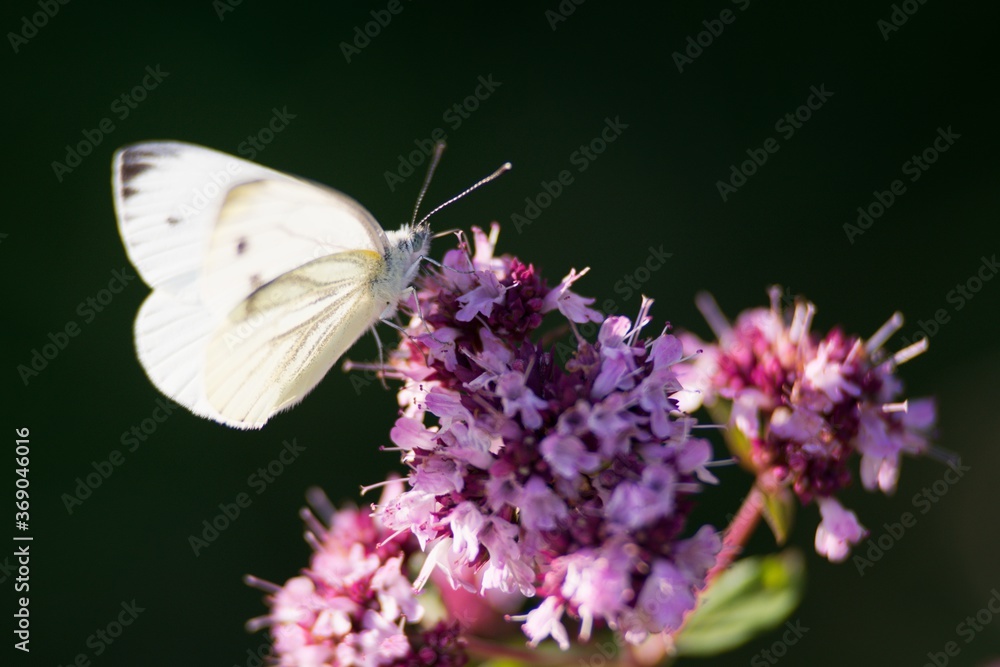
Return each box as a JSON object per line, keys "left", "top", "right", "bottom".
{"left": 247, "top": 227, "right": 943, "bottom": 664}
{"left": 246, "top": 484, "right": 468, "bottom": 667}
{"left": 374, "top": 225, "right": 720, "bottom": 647}
{"left": 679, "top": 288, "right": 936, "bottom": 562}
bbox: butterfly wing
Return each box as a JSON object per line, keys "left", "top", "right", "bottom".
{"left": 114, "top": 141, "right": 290, "bottom": 294}
{"left": 114, "top": 142, "right": 393, "bottom": 427}
{"left": 199, "top": 178, "right": 389, "bottom": 313}
{"left": 113, "top": 141, "right": 389, "bottom": 308}
{"left": 132, "top": 289, "right": 227, "bottom": 424}
{"left": 203, "top": 250, "right": 388, "bottom": 428}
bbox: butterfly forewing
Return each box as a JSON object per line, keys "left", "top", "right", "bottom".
{"left": 113, "top": 142, "right": 298, "bottom": 293}
{"left": 201, "top": 179, "right": 388, "bottom": 314}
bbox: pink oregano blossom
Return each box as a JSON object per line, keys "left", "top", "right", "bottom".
{"left": 246, "top": 483, "right": 468, "bottom": 667}
{"left": 678, "top": 287, "right": 938, "bottom": 563}
{"left": 374, "top": 224, "right": 720, "bottom": 647}
{"left": 248, "top": 226, "right": 943, "bottom": 664}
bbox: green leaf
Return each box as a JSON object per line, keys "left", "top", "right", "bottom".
{"left": 760, "top": 487, "right": 796, "bottom": 546}
{"left": 675, "top": 550, "right": 805, "bottom": 657}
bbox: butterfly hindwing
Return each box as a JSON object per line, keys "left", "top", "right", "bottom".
{"left": 133, "top": 287, "right": 229, "bottom": 424}
{"left": 203, "top": 249, "right": 387, "bottom": 429}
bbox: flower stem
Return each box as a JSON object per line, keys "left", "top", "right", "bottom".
{"left": 705, "top": 483, "right": 765, "bottom": 583}
{"left": 664, "top": 483, "right": 767, "bottom": 649}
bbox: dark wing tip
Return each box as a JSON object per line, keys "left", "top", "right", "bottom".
{"left": 119, "top": 159, "right": 153, "bottom": 182}
{"left": 116, "top": 142, "right": 182, "bottom": 185}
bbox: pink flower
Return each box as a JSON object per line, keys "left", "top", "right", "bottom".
{"left": 370, "top": 227, "right": 719, "bottom": 648}
{"left": 815, "top": 497, "right": 867, "bottom": 563}
{"left": 591, "top": 317, "right": 640, "bottom": 398}
{"left": 681, "top": 288, "right": 936, "bottom": 562}
{"left": 496, "top": 371, "right": 548, "bottom": 430}
{"left": 541, "top": 267, "right": 603, "bottom": 324}
{"left": 456, "top": 270, "right": 507, "bottom": 321}
{"left": 246, "top": 485, "right": 468, "bottom": 667}
{"left": 522, "top": 598, "right": 570, "bottom": 650}
{"left": 540, "top": 432, "right": 601, "bottom": 478}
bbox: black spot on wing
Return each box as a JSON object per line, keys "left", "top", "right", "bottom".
{"left": 167, "top": 216, "right": 180, "bottom": 225}
{"left": 121, "top": 186, "right": 139, "bottom": 199}
{"left": 237, "top": 238, "right": 247, "bottom": 255}
{"left": 120, "top": 159, "right": 152, "bottom": 182}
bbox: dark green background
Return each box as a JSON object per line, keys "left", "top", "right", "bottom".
{"left": 4, "top": 1, "right": 999, "bottom": 665}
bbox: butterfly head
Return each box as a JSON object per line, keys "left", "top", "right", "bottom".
{"left": 390, "top": 222, "right": 430, "bottom": 256}
{"left": 384, "top": 223, "right": 431, "bottom": 283}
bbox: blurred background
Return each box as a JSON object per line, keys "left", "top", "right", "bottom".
{"left": 3, "top": 1, "right": 999, "bottom": 665}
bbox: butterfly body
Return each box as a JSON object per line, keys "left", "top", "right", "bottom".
{"left": 378, "top": 224, "right": 431, "bottom": 317}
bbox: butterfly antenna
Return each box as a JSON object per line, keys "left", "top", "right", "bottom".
{"left": 411, "top": 142, "right": 448, "bottom": 225}
{"left": 417, "top": 161, "right": 513, "bottom": 228}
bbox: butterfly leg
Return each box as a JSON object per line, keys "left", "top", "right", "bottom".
{"left": 380, "top": 291, "right": 438, "bottom": 368}
{"left": 418, "top": 254, "right": 476, "bottom": 276}
{"left": 368, "top": 324, "right": 389, "bottom": 390}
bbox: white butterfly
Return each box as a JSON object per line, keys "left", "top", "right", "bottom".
{"left": 112, "top": 141, "right": 509, "bottom": 429}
